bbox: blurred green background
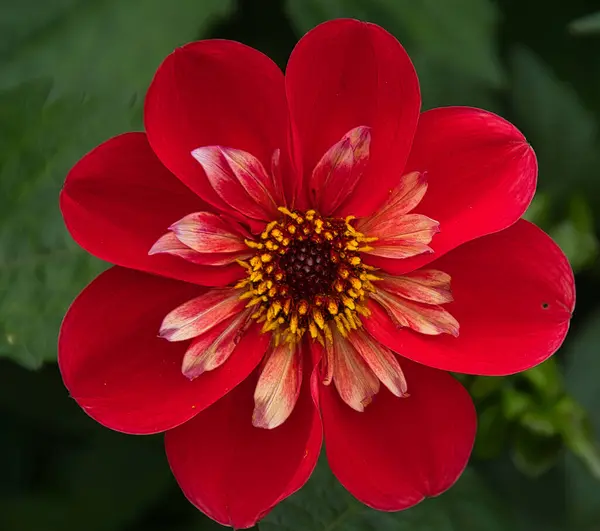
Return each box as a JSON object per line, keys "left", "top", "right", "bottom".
{"left": 1, "top": 0, "right": 600, "bottom": 529}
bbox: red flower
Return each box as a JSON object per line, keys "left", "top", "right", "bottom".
{"left": 59, "top": 19, "right": 575, "bottom": 529}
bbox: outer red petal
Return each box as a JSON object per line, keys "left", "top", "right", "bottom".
{"left": 371, "top": 107, "right": 537, "bottom": 275}
{"left": 165, "top": 367, "right": 322, "bottom": 529}
{"left": 320, "top": 359, "right": 476, "bottom": 511}
{"left": 365, "top": 220, "right": 575, "bottom": 375}
{"left": 145, "top": 40, "right": 294, "bottom": 217}
{"left": 60, "top": 132, "right": 241, "bottom": 286}
{"left": 286, "top": 19, "right": 420, "bottom": 216}
{"left": 59, "top": 267, "right": 268, "bottom": 435}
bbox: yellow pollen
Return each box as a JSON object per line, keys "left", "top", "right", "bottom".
{"left": 245, "top": 239, "right": 263, "bottom": 249}
{"left": 313, "top": 309, "right": 325, "bottom": 330}
{"left": 236, "top": 208, "right": 382, "bottom": 346}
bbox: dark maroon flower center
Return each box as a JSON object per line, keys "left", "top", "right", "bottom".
{"left": 278, "top": 240, "right": 337, "bottom": 300}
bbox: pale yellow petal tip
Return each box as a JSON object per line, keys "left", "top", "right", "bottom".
{"left": 181, "top": 357, "right": 205, "bottom": 381}
{"left": 251, "top": 408, "right": 285, "bottom": 430}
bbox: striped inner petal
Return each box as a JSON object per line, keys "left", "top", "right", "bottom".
{"left": 182, "top": 310, "right": 252, "bottom": 380}
{"left": 329, "top": 330, "right": 380, "bottom": 412}
{"left": 253, "top": 341, "right": 303, "bottom": 429}
{"left": 192, "top": 146, "right": 281, "bottom": 220}
{"left": 159, "top": 287, "right": 244, "bottom": 342}
{"left": 372, "top": 286, "right": 459, "bottom": 337}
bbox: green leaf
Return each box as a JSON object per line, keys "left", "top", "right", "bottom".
{"left": 285, "top": 0, "right": 505, "bottom": 88}
{"left": 511, "top": 428, "right": 562, "bottom": 478}
{"left": 470, "top": 375, "right": 505, "bottom": 400}
{"left": 0, "top": 0, "right": 234, "bottom": 98}
{"left": 549, "top": 196, "right": 598, "bottom": 272}
{"left": 501, "top": 388, "right": 533, "bottom": 420}
{"left": 569, "top": 11, "right": 600, "bottom": 35}
{"left": 511, "top": 47, "right": 599, "bottom": 195}
{"left": 519, "top": 358, "right": 563, "bottom": 400}
{"left": 260, "top": 458, "right": 523, "bottom": 531}
{"left": 0, "top": 0, "right": 234, "bottom": 368}
{"left": 473, "top": 403, "right": 509, "bottom": 460}
{"left": 564, "top": 311, "right": 600, "bottom": 529}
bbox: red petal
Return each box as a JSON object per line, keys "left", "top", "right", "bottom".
{"left": 286, "top": 19, "right": 420, "bottom": 216}
{"left": 371, "top": 107, "right": 537, "bottom": 275}
{"left": 320, "top": 358, "right": 476, "bottom": 511}
{"left": 165, "top": 367, "right": 322, "bottom": 529}
{"left": 59, "top": 267, "right": 269, "bottom": 434}
{"left": 159, "top": 287, "right": 244, "bottom": 342}
{"left": 191, "top": 146, "right": 280, "bottom": 220}
{"left": 60, "top": 133, "right": 242, "bottom": 286}
{"left": 365, "top": 220, "right": 575, "bottom": 375}
{"left": 309, "top": 126, "right": 371, "bottom": 215}
{"left": 145, "top": 40, "right": 292, "bottom": 218}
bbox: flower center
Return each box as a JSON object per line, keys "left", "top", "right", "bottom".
{"left": 278, "top": 239, "right": 338, "bottom": 300}
{"left": 237, "top": 207, "right": 380, "bottom": 345}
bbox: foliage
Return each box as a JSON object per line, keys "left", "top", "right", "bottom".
{"left": 0, "top": 0, "right": 234, "bottom": 368}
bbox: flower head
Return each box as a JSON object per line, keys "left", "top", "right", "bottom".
{"left": 59, "top": 19, "right": 575, "bottom": 529}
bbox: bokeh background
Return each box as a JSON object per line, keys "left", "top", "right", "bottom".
{"left": 1, "top": 0, "right": 600, "bottom": 530}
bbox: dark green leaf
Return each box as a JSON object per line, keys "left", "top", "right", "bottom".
{"left": 285, "top": 0, "right": 504, "bottom": 87}
{"left": 261, "top": 458, "right": 522, "bottom": 531}
{"left": 569, "top": 11, "right": 600, "bottom": 35}
{"left": 511, "top": 47, "right": 599, "bottom": 196}
{"left": 0, "top": 0, "right": 234, "bottom": 368}
{"left": 564, "top": 311, "right": 600, "bottom": 529}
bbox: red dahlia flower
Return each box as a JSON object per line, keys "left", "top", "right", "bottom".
{"left": 59, "top": 18, "right": 575, "bottom": 529}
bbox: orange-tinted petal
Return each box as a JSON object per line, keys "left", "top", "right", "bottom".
{"left": 182, "top": 310, "right": 252, "bottom": 380}
{"left": 169, "top": 211, "right": 248, "bottom": 254}
{"left": 357, "top": 171, "right": 428, "bottom": 233}
{"left": 378, "top": 270, "right": 453, "bottom": 305}
{"left": 372, "top": 289, "right": 459, "bottom": 337}
{"left": 364, "top": 213, "right": 439, "bottom": 259}
{"left": 149, "top": 231, "right": 251, "bottom": 266}
{"left": 330, "top": 331, "right": 380, "bottom": 412}
{"left": 159, "top": 287, "right": 244, "bottom": 342}
{"left": 253, "top": 342, "right": 303, "bottom": 429}
{"left": 349, "top": 331, "right": 408, "bottom": 398}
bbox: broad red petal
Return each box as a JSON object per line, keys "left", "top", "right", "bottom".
{"left": 365, "top": 220, "right": 575, "bottom": 375}
{"left": 165, "top": 366, "right": 322, "bottom": 529}
{"left": 145, "top": 40, "right": 293, "bottom": 218}
{"left": 286, "top": 19, "right": 420, "bottom": 215}
{"left": 59, "top": 267, "right": 268, "bottom": 434}
{"left": 320, "top": 358, "right": 476, "bottom": 511}
{"left": 60, "top": 133, "right": 241, "bottom": 286}
{"left": 371, "top": 107, "right": 537, "bottom": 275}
